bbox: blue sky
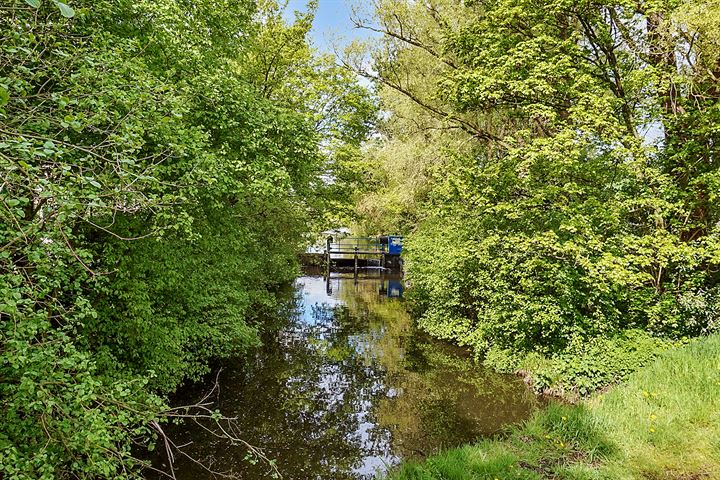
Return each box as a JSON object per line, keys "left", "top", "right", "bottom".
{"left": 285, "top": 0, "right": 375, "bottom": 52}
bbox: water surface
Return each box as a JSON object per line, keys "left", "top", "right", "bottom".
{"left": 161, "top": 273, "right": 541, "bottom": 479}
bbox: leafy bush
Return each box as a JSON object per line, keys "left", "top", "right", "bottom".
{"left": 484, "top": 330, "right": 677, "bottom": 397}
{"left": 1, "top": 0, "right": 368, "bottom": 476}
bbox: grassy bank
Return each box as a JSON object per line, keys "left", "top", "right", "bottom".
{"left": 387, "top": 334, "right": 720, "bottom": 480}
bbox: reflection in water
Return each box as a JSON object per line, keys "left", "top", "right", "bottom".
{"left": 161, "top": 273, "right": 541, "bottom": 479}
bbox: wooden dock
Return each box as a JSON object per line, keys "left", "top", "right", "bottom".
{"left": 323, "top": 236, "right": 403, "bottom": 275}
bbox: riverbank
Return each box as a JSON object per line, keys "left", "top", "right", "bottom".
{"left": 387, "top": 334, "right": 720, "bottom": 479}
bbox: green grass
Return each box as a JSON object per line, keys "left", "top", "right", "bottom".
{"left": 386, "top": 334, "right": 720, "bottom": 480}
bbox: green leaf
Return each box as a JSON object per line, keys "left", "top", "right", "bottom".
{"left": 0, "top": 86, "right": 9, "bottom": 107}
{"left": 53, "top": 1, "right": 75, "bottom": 18}
{"left": 24, "top": 0, "right": 41, "bottom": 7}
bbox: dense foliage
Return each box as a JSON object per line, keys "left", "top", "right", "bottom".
{"left": 3, "top": 0, "right": 719, "bottom": 475}
{"left": 352, "top": 0, "right": 720, "bottom": 394}
{"left": 0, "top": 0, "right": 373, "bottom": 477}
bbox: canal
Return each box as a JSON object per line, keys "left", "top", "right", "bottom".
{"left": 159, "top": 272, "right": 542, "bottom": 479}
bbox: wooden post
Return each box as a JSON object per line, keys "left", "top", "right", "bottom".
{"left": 326, "top": 236, "right": 332, "bottom": 277}
{"left": 354, "top": 246, "right": 358, "bottom": 278}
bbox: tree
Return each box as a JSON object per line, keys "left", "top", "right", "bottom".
{"left": 0, "top": 0, "right": 373, "bottom": 476}
{"left": 353, "top": 0, "right": 720, "bottom": 394}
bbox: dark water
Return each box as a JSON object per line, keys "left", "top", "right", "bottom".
{"left": 159, "top": 273, "right": 541, "bottom": 479}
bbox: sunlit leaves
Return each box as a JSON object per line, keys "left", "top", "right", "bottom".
{"left": 22, "top": 0, "right": 75, "bottom": 17}
{"left": 0, "top": 0, "right": 335, "bottom": 477}
{"left": 357, "top": 0, "right": 720, "bottom": 395}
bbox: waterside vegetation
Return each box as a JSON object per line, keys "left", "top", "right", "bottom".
{"left": 1, "top": 0, "right": 373, "bottom": 477}
{"left": 349, "top": 1, "right": 720, "bottom": 475}
{"left": 389, "top": 333, "right": 720, "bottom": 479}
{"left": 351, "top": 0, "right": 720, "bottom": 396}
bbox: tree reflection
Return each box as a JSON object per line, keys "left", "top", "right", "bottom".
{"left": 162, "top": 275, "right": 541, "bottom": 479}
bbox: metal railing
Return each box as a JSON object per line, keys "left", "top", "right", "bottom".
{"left": 326, "top": 237, "right": 388, "bottom": 255}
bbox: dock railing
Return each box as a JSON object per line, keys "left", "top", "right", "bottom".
{"left": 326, "top": 236, "right": 388, "bottom": 255}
